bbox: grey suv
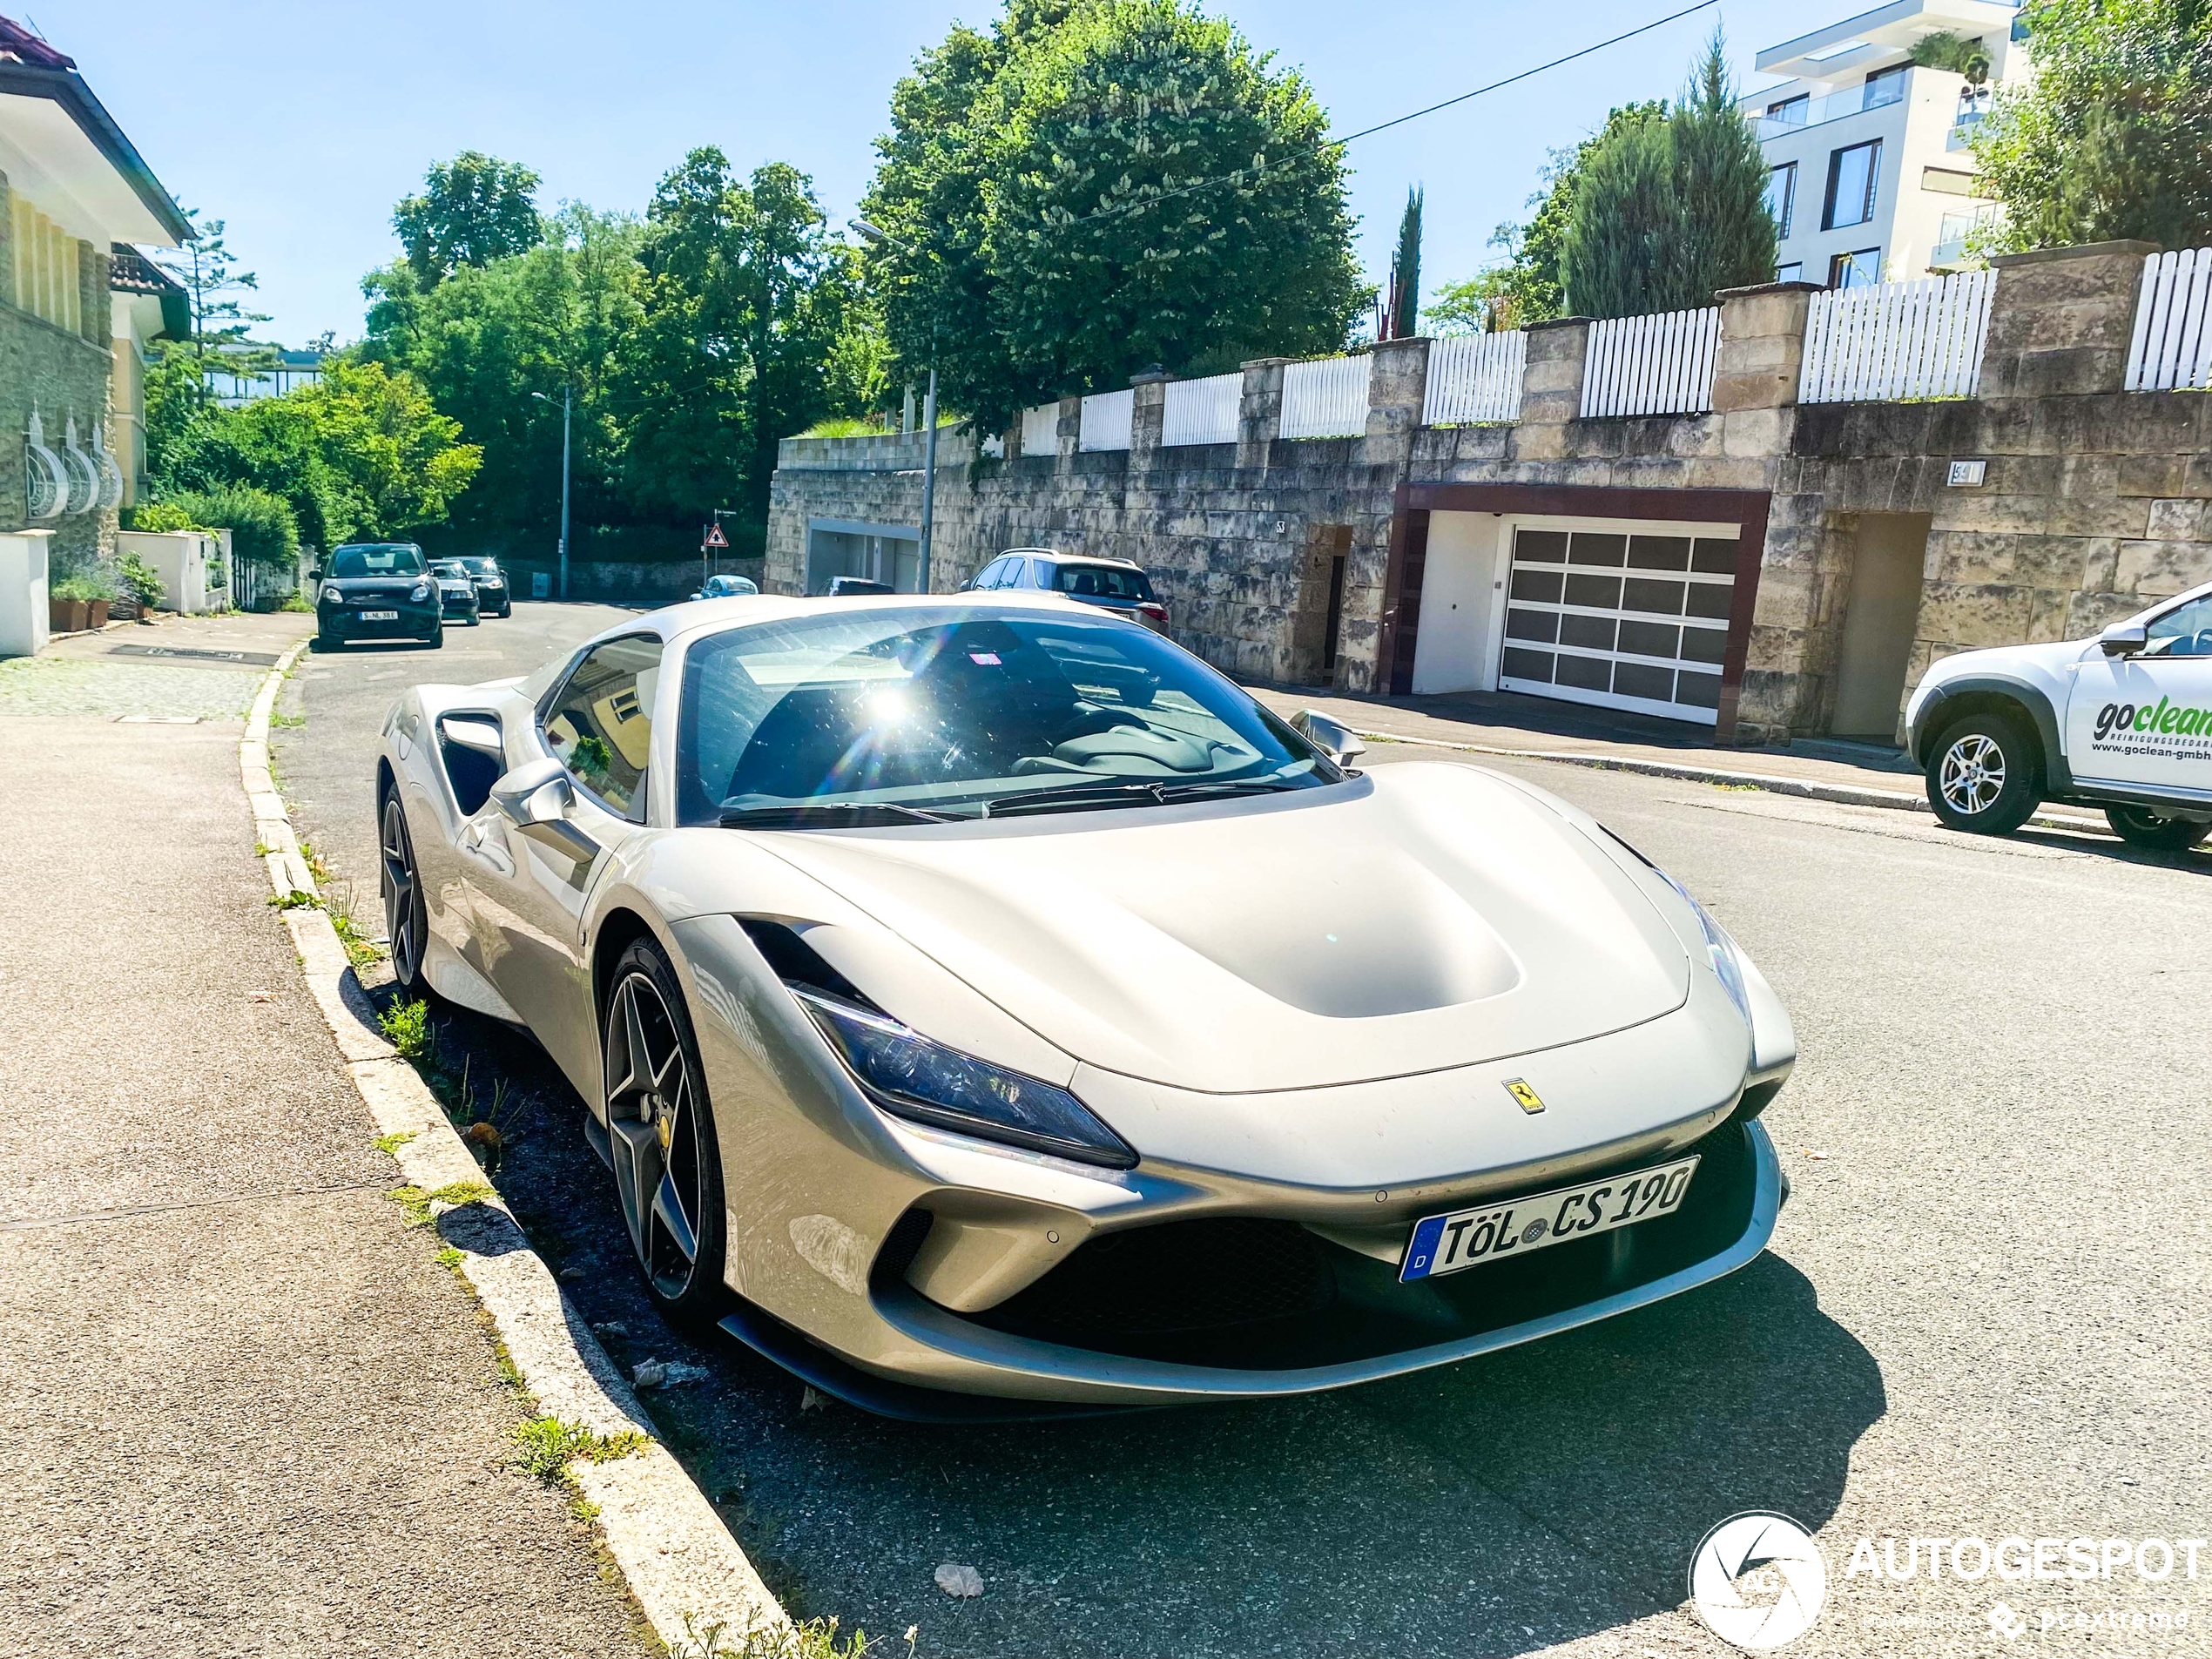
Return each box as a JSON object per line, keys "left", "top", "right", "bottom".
{"left": 968, "top": 548, "right": 1169, "bottom": 631}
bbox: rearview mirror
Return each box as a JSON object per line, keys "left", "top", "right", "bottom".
{"left": 1290, "top": 708, "right": 1367, "bottom": 766}
{"left": 2101, "top": 622, "right": 2148, "bottom": 658}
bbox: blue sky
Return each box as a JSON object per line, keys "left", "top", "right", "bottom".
{"left": 54, "top": 0, "right": 1829, "bottom": 346}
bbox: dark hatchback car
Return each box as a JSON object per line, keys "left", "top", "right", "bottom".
{"left": 428, "top": 559, "right": 483, "bottom": 626}
{"left": 458, "top": 555, "right": 512, "bottom": 617}
{"left": 314, "top": 543, "right": 442, "bottom": 650}
{"left": 968, "top": 548, "right": 1170, "bottom": 630}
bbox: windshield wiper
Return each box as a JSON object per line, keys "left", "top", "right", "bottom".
{"left": 978, "top": 778, "right": 1302, "bottom": 819}
{"left": 718, "top": 801, "right": 962, "bottom": 829}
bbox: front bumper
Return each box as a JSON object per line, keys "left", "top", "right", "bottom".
{"left": 319, "top": 601, "right": 442, "bottom": 640}
{"left": 672, "top": 914, "right": 1788, "bottom": 1411}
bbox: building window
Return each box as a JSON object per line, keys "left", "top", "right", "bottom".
{"left": 1824, "top": 138, "right": 1883, "bottom": 230}
{"left": 1765, "top": 163, "right": 1797, "bottom": 238}
{"left": 1861, "top": 64, "right": 1907, "bottom": 110}
{"left": 1766, "top": 93, "right": 1809, "bottom": 123}
{"left": 1829, "top": 248, "right": 1882, "bottom": 288}
{"left": 1776, "top": 262, "right": 1804, "bottom": 283}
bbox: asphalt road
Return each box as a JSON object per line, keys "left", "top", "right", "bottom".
{"left": 276, "top": 603, "right": 2212, "bottom": 1659}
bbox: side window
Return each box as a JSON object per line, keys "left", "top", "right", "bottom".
{"left": 972, "top": 558, "right": 1005, "bottom": 590}
{"left": 543, "top": 635, "right": 663, "bottom": 818}
{"left": 2148, "top": 596, "right": 2212, "bottom": 657}
{"left": 1008, "top": 558, "right": 1035, "bottom": 589}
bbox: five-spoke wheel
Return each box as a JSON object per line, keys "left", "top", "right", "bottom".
{"left": 379, "top": 789, "right": 429, "bottom": 992}
{"left": 1925, "top": 711, "right": 2040, "bottom": 835}
{"left": 602, "top": 940, "right": 725, "bottom": 1319}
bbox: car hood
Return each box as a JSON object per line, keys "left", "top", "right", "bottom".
{"left": 324, "top": 575, "right": 425, "bottom": 598}
{"left": 752, "top": 763, "right": 1689, "bottom": 1093}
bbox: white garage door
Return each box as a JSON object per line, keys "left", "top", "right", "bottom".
{"left": 1498, "top": 524, "right": 1737, "bottom": 725}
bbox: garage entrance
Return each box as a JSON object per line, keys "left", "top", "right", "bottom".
{"left": 1498, "top": 520, "right": 1739, "bottom": 725}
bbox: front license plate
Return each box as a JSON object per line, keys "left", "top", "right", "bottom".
{"left": 1400, "top": 1154, "right": 1700, "bottom": 1282}
{"left": 360, "top": 610, "right": 399, "bottom": 621}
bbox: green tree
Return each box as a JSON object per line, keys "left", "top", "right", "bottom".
{"left": 863, "top": 0, "right": 1362, "bottom": 428}
{"left": 1384, "top": 186, "right": 1423, "bottom": 339}
{"left": 1972, "top": 0, "right": 2212, "bottom": 252}
{"left": 1561, "top": 34, "right": 1775, "bottom": 318}
{"left": 157, "top": 482, "right": 300, "bottom": 570}
{"left": 394, "top": 152, "right": 545, "bottom": 287}
{"left": 151, "top": 206, "right": 272, "bottom": 386}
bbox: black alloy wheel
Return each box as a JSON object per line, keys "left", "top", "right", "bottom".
{"left": 1925, "top": 711, "right": 2041, "bottom": 835}
{"left": 601, "top": 939, "right": 726, "bottom": 1322}
{"left": 379, "top": 789, "right": 430, "bottom": 993}
{"left": 2105, "top": 803, "right": 2211, "bottom": 852}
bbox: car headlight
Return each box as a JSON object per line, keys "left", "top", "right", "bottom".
{"left": 1659, "top": 871, "right": 1752, "bottom": 1028}
{"left": 320, "top": 583, "right": 343, "bottom": 605}
{"left": 789, "top": 984, "right": 1136, "bottom": 1169}
{"left": 410, "top": 580, "right": 432, "bottom": 602}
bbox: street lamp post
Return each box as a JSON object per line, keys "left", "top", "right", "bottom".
{"left": 530, "top": 388, "right": 571, "bottom": 601}
{"left": 851, "top": 219, "right": 937, "bottom": 594}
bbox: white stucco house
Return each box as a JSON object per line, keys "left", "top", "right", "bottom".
{"left": 1743, "top": 0, "right": 2028, "bottom": 287}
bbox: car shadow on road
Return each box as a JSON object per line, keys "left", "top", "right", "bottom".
{"left": 383, "top": 981, "right": 1883, "bottom": 1659}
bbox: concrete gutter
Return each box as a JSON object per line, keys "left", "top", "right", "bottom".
{"left": 240, "top": 643, "right": 786, "bottom": 1650}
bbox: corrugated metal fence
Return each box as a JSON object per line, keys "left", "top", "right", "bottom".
{"left": 1078, "top": 388, "right": 1134, "bottom": 451}
{"left": 1162, "top": 372, "right": 1241, "bottom": 446}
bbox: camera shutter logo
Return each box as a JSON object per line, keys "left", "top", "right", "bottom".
{"left": 1689, "top": 1513, "right": 1828, "bottom": 1649}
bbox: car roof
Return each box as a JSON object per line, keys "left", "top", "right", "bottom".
{"left": 1001, "top": 548, "right": 1141, "bottom": 570}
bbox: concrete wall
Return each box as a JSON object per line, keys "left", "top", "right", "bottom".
{"left": 767, "top": 239, "right": 2212, "bottom": 745}
{"left": 500, "top": 556, "right": 765, "bottom": 604}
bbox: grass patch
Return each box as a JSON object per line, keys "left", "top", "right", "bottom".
{"left": 674, "top": 1615, "right": 899, "bottom": 1659}
{"left": 269, "top": 709, "right": 306, "bottom": 728}
{"left": 266, "top": 888, "right": 321, "bottom": 912}
{"left": 371, "top": 1129, "right": 419, "bottom": 1155}
{"left": 388, "top": 1178, "right": 495, "bottom": 1228}
{"left": 510, "top": 1416, "right": 649, "bottom": 1485}
{"left": 379, "top": 997, "right": 435, "bottom": 1062}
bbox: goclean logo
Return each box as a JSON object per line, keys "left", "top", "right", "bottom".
{"left": 2094, "top": 697, "right": 2212, "bottom": 741}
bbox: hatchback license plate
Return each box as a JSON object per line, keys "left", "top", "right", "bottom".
{"left": 360, "top": 610, "right": 398, "bottom": 621}
{"left": 1400, "top": 1154, "right": 1700, "bottom": 1282}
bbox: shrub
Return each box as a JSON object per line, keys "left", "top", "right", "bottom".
{"left": 158, "top": 482, "right": 301, "bottom": 570}
{"left": 51, "top": 569, "right": 118, "bottom": 602}
{"left": 125, "top": 501, "right": 204, "bottom": 534}
{"left": 118, "top": 552, "right": 165, "bottom": 610}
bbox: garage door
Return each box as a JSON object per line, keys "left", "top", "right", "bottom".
{"left": 1498, "top": 525, "right": 1737, "bottom": 724}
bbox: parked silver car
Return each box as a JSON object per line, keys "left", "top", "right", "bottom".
{"left": 376, "top": 592, "right": 1793, "bottom": 1414}
{"left": 970, "top": 548, "right": 1170, "bottom": 631}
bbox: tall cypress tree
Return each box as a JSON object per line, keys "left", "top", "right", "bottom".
{"left": 1559, "top": 108, "right": 1674, "bottom": 319}
{"left": 1387, "top": 186, "right": 1423, "bottom": 338}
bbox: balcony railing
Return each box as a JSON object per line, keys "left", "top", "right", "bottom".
{"left": 1750, "top": 71, "right": 1908, "bottom": 140}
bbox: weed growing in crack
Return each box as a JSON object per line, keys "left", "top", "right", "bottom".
{"left": 266, "top": 889, "right": 322, "bottom": 912}
{"left": 509, "top": 1416, "right": 650, "bottom": 1485}
{"left": 329, "top": 880, "right": 386, "bottom": 969}
{"left": 380, "top": 998, "right": 434, "bottom": 1062}
{"left": 371, "top": 1130, "right": 419, "bottom": 1155}
{"left": 387, "top": 1179, "right": 494, "bottom": 1228}
{"left": 672, "top": 1614, "right": 897, "bottom": 1659}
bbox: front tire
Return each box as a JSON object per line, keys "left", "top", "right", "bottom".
{"left": 1926, "top": 711, "right": 2041, "bottom": 835}
{"left": 602, "top": 939, "right": 726, "bottom": 1325}
{"left": 379, "top": 789, "right": 431, "bottom": 995}
{"left": 2105, "top": 804, "right": 2210, "bottom": 852}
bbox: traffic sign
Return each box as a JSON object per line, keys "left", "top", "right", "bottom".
{"left": 703, "top": 523, "right": 728, "bottom": 550}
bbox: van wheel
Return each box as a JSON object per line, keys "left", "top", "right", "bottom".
{"left": 1926, "top": 711, "right": 2042, "bottom": 835}
{"left": 2104, "top": 804, "right": 2210, "bottom": 852}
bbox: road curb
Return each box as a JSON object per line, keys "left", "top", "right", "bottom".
{"left": 1347, "top": 725, "right": 2108, "bottom": 836}
{"left": 241, "top": 642, "right": 786, "bottom": 1650}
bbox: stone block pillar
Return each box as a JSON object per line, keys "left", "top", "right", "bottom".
{"left": 1358, "top": 336, "right": 1429, "bottom": 471}
{"left": 1507, "top": 319, "right": 1589, "bottom": 462}
{"left": 1980, "top": 239, "right": 2159, "bottom": 399}
{"left": 1237, "top": 357, "right": 1287, "bottom": 470}
{"left": 1130, "top": 368, "right": 1169, "bottom": 473}
{"left": 78, "top": 240, "right": 105, "bottom": 346}
{"left": 1712, "top": 280, "right": 1821, "bottom": 461}
{"left": 1055, "top": 395, "right": 1081, "bottom": 471}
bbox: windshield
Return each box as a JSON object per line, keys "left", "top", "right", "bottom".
{"left": 1052, "top": 563, "right": 1153, "bottom": 601}
{"left": 330, "top": 544, "right": 425, "bottom": 577}
{"left": 461, "top": 557, "right": 499, "bottom": 575}
{"left": 431, "top": 561, "right": 468, "bottom": 577}
{"left": 675, "top": 608, "right": 1337, "bottom": 825}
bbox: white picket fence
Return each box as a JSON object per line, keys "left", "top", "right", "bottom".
{"left": 1581, "top": 307, "right": 1722, "bottom": 417}
{"left": 2126, "top": 246, "right": 2212, "bottom": 392}
{"left": 1019, "top": 402, "right": 1059, "bottom": 457}
{"left": 1799, "top": 269, "right": 1994, "bottom": 403}
{"left": 1278, "top": 354, "right": 1371, "bottom": 439}
{"left": 1078, "top": 388, "right": 1134, "bottom": 452}
{"left": 1423, "top": 332, "right": 1527, "bottom": 424}
{"left": 1162, "top": 372, "right": 1241, "bottom": 445}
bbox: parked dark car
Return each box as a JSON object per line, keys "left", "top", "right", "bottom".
{"left": 428, "top": 559, "right": 482, "bottom": 626}
{"left": 314, "top": 543, "right": 442, "bottom": 650}
{"left": 691, "top": 573, "right": 759, "bottom": 600}
{"left": 821, "top": 576, "right": 895, "bottom": 597}
{"left": 967, "top": 547, "right": 1170, "bottom": 630}
{"left": 458, "top": 556, "right": 512, "bottom": 617}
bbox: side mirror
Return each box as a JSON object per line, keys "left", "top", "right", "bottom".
{"left": 2101, "top": 622, "right": 2148, "bottom": 658}
{"left": 1290, "top": 708, "right": 1367, "bottom": 766}
{"left": 489, "top": 757, "right": 572, "bottom": 825}
{"left": 437, "top": 715, "right": 504, "bottom": 762}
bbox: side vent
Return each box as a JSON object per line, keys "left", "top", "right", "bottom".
{"left": 737, "top": 919, "right": 868, "bottom": 1004}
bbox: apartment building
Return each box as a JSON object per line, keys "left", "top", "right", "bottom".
{"left": 1743, "top": 0, "right": 2027, "bottom": 287}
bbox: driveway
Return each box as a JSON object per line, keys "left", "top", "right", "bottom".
{"left": 275, "top": 604, "right": 2212, "bottom": 1658}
